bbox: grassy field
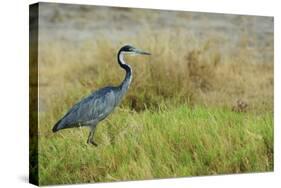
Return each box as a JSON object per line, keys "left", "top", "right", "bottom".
{"left": 36, "top": 37, "right": 273, "bottom": 185}
{"left": 32, "top": 3, "right": 274, "bottom": 186}
{"left": 38, "top": 105, "right": 273, "bottom": 185}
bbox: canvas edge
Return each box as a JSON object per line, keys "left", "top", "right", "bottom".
{"left": 29, "top": 2, "right": 39, "bottom": 186}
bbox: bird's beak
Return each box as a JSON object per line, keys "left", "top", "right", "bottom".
{"left": 135, "top": 48, "right": 151, "bottom": 55}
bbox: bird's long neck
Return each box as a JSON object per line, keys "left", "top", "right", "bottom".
{"left": 117, "top": 50, "right": 132, "bottom": 94}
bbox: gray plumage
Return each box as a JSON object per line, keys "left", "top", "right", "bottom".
{"left": 52, "top": 45, "right": 151, "bottom": 146}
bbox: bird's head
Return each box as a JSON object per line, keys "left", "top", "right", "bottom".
{"left": 120, "top": 45, "right": 151, "bottom": 56}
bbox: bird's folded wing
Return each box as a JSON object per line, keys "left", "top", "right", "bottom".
{"left": 55, "top": 87, "right": 117, "bottom": 130}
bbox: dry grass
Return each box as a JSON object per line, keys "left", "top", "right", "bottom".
{"left": 38, "top": 30, "right": 273, "bottom": 113}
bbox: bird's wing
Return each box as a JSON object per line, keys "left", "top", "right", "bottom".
{"left": 53, "top": 87, "right": 117, "bottom": 131}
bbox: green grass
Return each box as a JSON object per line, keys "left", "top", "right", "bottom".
{"left": 38, "top": 104, "right": 273, "bottom": 185}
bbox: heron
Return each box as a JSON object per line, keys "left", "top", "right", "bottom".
{"left": 52, "top": 45, "right": 151, "bottom": 146}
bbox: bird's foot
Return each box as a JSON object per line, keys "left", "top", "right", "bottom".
{"left": 87, "top": 140, "right": 98, "bottom": 147}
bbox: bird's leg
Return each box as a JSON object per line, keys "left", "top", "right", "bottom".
{"left": 87, "top": 125, "right": 98, "bottom": 146}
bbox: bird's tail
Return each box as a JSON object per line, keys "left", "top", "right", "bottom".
{"left": 52, "top": 119, "right": 62, "bottom": 132}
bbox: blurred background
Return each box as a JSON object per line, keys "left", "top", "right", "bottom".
{"left": 36, "top": 3, "right": 273, "bottom": 114}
